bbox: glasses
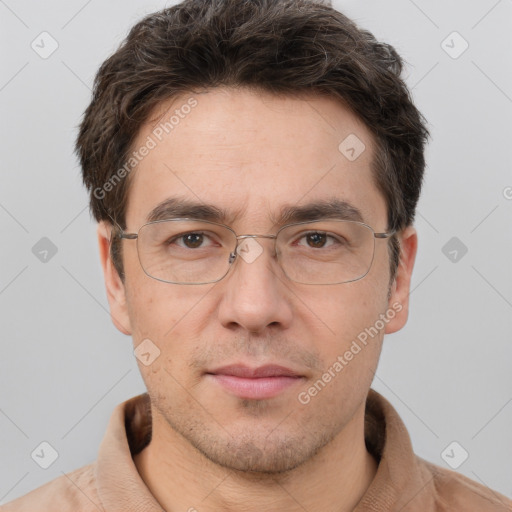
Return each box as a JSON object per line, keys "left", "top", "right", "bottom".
{"left": 116, "top": 218, "right": 396, "bottom": 285}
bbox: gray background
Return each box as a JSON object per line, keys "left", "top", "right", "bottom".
{"left": 1, "top": 0, "right": 511, "bottom": 504}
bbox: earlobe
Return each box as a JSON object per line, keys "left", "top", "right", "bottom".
{"left": 97, "top": 221, "right": 132, "bottom": 335}
{"left": 385, "top": 226, "right": 418, "bottom": 335}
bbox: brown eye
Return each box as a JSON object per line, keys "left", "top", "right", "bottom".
{"left": 181, "top": 233, "right": 204, "bottom": 248}
{"left": 298, "top": 231, "right": 340, "bottom": 249}
{"left": 306, "top": 233, "right": 327, "bottom": 248}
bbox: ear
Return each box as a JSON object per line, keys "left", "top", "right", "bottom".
{"left": 385, "top": 225, "right": 417, "bottom": 334}
{"left": 97, "top": 221, "right": 132, "bottom": 335}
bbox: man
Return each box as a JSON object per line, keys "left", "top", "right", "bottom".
{"left": 4, "top": 0, "right": 511, "bottom": 510}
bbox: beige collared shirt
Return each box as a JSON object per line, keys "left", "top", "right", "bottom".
{"left": 3, "top": 389, "right": 511, "bottom": 511}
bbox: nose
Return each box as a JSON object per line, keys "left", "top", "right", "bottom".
{"left": 217, "top": 237, "right": 293, "bottom": 333}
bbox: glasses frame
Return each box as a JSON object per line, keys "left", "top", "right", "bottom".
{"left": 116, "top": 217, "right": 396, "bottom": 285}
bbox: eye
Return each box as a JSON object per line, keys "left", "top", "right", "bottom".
{"left": 171, "top": 232, "right": 215, "bottom": 249}
{"left": 297, "top": 231, "right": 340, "bottom": 249}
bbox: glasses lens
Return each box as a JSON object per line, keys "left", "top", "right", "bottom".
{"left": 277, "top": 220, "right": 375, "bottom": 284}
{"left": 137, "top": 220, "right": 235, "bottom": 284}
{"left": 134, "top": 219, "right": 377, "bottom": 285}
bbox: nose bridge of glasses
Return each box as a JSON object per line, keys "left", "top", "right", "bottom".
{"left": 235, "top": 233, "right": 278, "bottom": 253}
{"left": 230, "top": 233, "right": 279, "bottom": 266}
{"left": 236, "top": 234, "right": 277, "bottom": 241}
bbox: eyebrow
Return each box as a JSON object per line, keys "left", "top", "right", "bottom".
{"left": 146, "top": 197, "right": 365, "bottom": 226}
{"left": 147, "top": 197, "right": 244, "bottom": 225}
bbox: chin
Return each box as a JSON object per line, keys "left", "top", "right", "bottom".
{"left": 190, "top": 427, "right": 334, "bottom": 475}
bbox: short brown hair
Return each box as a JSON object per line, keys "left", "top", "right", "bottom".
{"left": 76, "top": 0, "right": 429, "bottom": 281}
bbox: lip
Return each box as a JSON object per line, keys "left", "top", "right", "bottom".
{"left": 208, "top": 364, "right": 302, "bottom": 378}
{"left": 206, "top": 364, "right": 304, "bottom": 400}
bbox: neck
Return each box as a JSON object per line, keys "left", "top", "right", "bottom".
{"left": 133, "top": 402, "right": 378, "bottom": 512}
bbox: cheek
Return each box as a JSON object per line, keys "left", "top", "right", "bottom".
{"left": 125, "top": 282, "right": 209, "bottom": 394}
{"left": 303, "top": 276, "right": 390, "bottom": 388}
{"left": 124, "top": 270, "right": 217, "bottom": 363}
{"left": 298, "top": 285, "right": 388, "bottom": 402}
{"left": 295, "top": 314, "right": 384, "bottom": 426}
{"left": 122, "top": 244, "right": 189, "bottom": 336}
{"left": 310, "top": 277, "right": 389, "bottom": 340}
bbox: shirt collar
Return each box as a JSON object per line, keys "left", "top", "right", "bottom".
{"left": 95, "top": 389, "right": 435, "bottom": 511}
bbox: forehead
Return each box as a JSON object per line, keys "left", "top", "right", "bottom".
{"left": 125, "top": 87, "right": 386, "bottom": 229}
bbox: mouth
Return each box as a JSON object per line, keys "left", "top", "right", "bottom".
{"left": 205, "top": 364, "right": 305, "bottom": 400}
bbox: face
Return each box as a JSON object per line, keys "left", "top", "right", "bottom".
{"left": 98, "top": 87, "right": 416, "bottom": 473}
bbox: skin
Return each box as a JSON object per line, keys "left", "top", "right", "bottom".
{"left": 97, "top": 87, "right": 417, "bottom": 512}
